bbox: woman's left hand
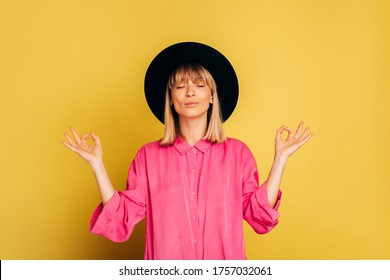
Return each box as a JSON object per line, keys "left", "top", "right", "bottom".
{"left": 275, "top": 122, "right": 313, "bottom": 158}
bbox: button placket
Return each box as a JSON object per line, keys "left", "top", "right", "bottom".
{"left": 188, "top": 147, "right": 199, "bottom": 249}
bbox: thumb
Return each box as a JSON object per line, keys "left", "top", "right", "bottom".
{"left": 90, "top": 132, "right": 102, "bottom": 146}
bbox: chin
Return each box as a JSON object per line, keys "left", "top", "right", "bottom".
{"left": 178, "top": 111, "right": 208, "bottom": 120}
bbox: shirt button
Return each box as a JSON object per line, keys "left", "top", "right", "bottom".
{"left": 194, "top": 239, "right": 197, "bottom": 243}
{"left": 193, "top": 215, "right": 197, "bottom": 219}
{"left": 192, "top": 169, "right": 196, "bottom": 173}
{"left": 192, "top": 191, "right": 196, "bottom": 196}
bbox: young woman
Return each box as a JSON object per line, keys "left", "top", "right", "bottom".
{"left": 62, "top": 42, "right": 312, "bottom": 260}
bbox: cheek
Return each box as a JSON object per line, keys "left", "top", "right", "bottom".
{"left": 170, "top": 92, "right": 181, "bottom": 104}
{"left": 203, "top": 92, "right": 212, "bottom": 103}
{"left": 171, "top": 97, "right": 183, "bottom": 112}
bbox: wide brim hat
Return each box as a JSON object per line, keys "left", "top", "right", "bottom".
{"left": 144, "top": 42, "right": 239, "bottom": 123}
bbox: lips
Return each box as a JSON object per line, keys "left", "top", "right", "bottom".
{"left": 184, "top": 102, "right": 199, "bottom": 107}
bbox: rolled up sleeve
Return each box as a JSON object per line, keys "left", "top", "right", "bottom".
{"left": 241, "top": 146, "right": 282, "bottom": 234}
{"left": 89, "top": 147, "right": 147, "bottom": 242}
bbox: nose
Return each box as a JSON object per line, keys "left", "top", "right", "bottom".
{"left": 185, "top": 84, "right": 196, "bottom": 97}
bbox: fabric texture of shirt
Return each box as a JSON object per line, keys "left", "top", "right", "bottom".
{"left": 90, "top": 137, "right": 282, "bottom": 260}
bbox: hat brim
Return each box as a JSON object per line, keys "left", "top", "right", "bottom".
{"left": 144, "top": 42, "right": 239, "bottom": 123}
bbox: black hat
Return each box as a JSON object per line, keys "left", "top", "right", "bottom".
{"left": 144, "top": 42, "right": 239, "bottom": 123}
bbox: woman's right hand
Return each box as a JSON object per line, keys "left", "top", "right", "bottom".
{"left": 62, "top": 128, "right": 103, "bottom": 165}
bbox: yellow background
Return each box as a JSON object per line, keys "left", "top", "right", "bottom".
{"left": 1, "top": 0, "right": 389, "bottom": 259}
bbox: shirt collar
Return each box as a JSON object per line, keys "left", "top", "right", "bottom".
{"left": 173, "top": 137, "right": 212, "bottom": 155}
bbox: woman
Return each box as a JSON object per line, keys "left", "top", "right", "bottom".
{"left": 62, "top": 42, "right": 312, "bottom": 259}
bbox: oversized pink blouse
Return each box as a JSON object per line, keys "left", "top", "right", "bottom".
{"left": 90, "top": 137, "right": 282, "bottom": 260}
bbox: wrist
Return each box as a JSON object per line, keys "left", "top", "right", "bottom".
{"left": 90, "top": 158, "right": 104, "bottom": 172}
{"left": 274, "top": 152, "right": 289, "bottom": 162}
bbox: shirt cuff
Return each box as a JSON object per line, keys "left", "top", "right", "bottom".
{"left": 252, "top": 181, "right": 282, "bottom": 225}
{"left": 89, "top": 191, "right": 120, "bottom": 234}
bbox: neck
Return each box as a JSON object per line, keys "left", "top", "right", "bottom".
{"left": 178, "top": 116, "right": 208, "bottom": 146}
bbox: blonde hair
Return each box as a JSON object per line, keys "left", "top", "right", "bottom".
{"left": 160, "top": 63, "right": 226, "bottom": 145}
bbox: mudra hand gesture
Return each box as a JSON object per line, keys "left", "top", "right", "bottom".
{"left": 62, "top": 128, "right": 102, "bottom": 165}
{"left": 275, "top": 122, "right": 312, "bottom": 158}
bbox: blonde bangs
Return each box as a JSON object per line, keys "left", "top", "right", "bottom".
{"left": 168, "top": 64, "right": 216, "bottom": 93}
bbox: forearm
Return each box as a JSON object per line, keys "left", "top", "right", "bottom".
{"left": 266, "top": 153, "right": 288, "bottom": 208}
{"left": 90, "top": 159, "right": 116, "bottom": 206}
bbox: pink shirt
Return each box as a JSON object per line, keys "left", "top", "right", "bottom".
{"left": 90, "top": 137, "right": 282, "bottom": 260}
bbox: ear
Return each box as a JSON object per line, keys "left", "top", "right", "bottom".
{"left": 210, "top": 95, "right": 213, "bottom": 104}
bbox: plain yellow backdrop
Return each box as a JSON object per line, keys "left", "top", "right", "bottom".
{"left": 1, "top": 0, "right": 389, "bottom": 259}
